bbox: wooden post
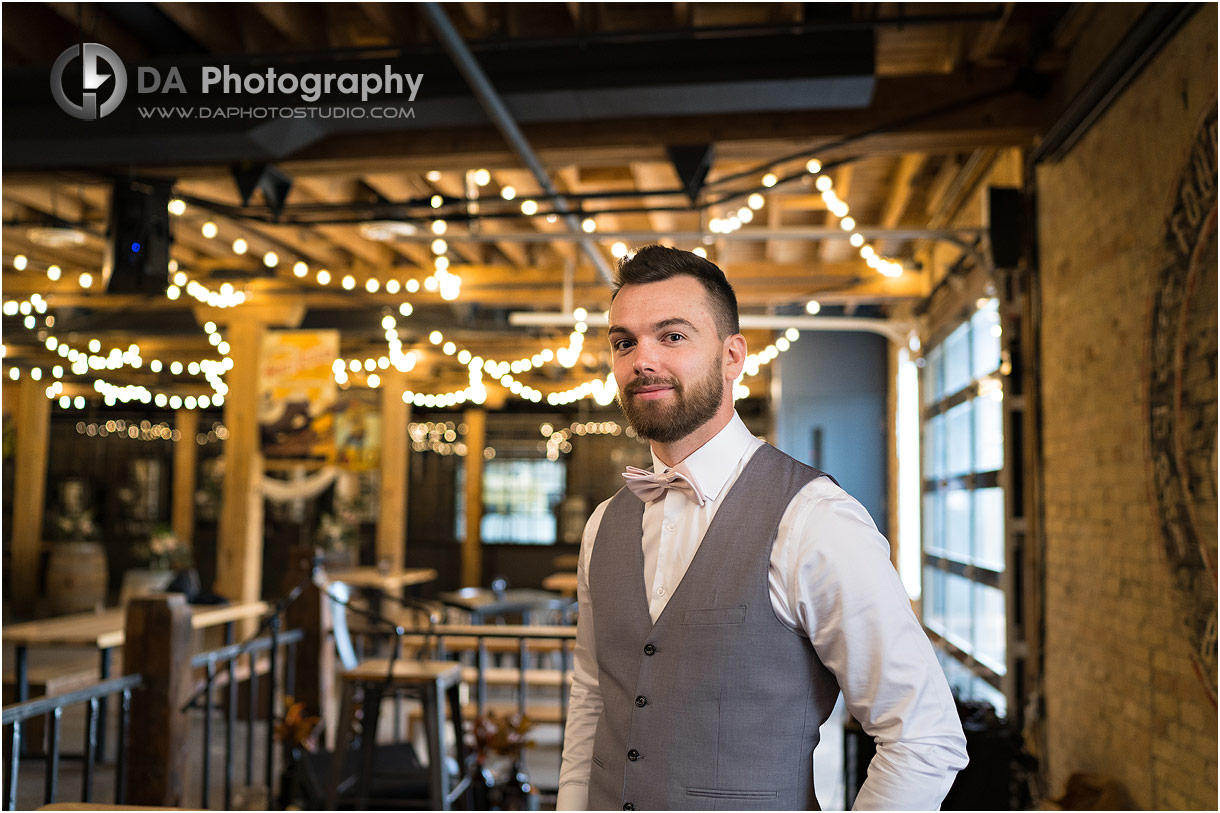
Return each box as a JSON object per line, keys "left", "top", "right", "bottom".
{"left": 11, "top": 377, "right": 51, "bottom": 610}
{"left": 172, "top": 409, "right": 198, "bottom": 548}
{"left": 283, "top": 545, "right": 333, "bottom": 736}
{"left": 124, "top": 594, "right": 192, "bottom": 807}
{"left": 461, "top": 407, "right": 486, "bottom": 587}
{"left": 216, "top": 318, "right": 265, "bottom": 613}
{"left": 377, "top": 368, "right": 410, "bottom": 570}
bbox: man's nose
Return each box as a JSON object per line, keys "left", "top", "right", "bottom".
{"left": 632, "top": 340, "right": 660, "bottom": 375}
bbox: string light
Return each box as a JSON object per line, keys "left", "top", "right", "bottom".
{"left": 75, "top": 419, "right": 182, "bottom": 442}
{"left": 801, "top": 161, "right": 906, "bottom": 277}
{"left": 409, "top": 420, "right": 470, "bottom": 455}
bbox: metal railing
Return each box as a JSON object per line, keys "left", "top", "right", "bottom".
{"left": 2, "top": 674, "right": 143, "bottom": 810}
{"left": 187, "top": 627, "right": 305, "bottom": 810}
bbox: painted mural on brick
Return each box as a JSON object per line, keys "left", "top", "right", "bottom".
{"left": 1147, "top": 102, "right": 1218, "bottom": 701}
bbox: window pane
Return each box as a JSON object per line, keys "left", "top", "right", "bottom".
{"left": 943, "top": 323, "right": 972, "bottom": 397}
{"left": 923, "top": 344, "right": 944, "bottom": 405}
{"left": 944, "top": 489, "right": 971, "bottom": 562}
{"left": 923, "top": 491, "right": 943, "bottom": 556}
{"left": 974, "top": 394, "right": 1004, "bottom": 473}
{"left": 974, "top": 488, "right": 1006, "bottom": 571}
{"left": 938, "top": 652, "right": 976, "bottom": 700}
{"left": 944, "top": 401, "right": 973, "bottom": 477}
{"left": 479, "top": 458, "right": 565, "bottom": 544}
{"left": 974, "top": 583, "right": 1006, "bottom": 675}
{"left": 971, "top": 299, "right": 1002, "bottom": 379}
{"left": 923, "top": 413, "right": 945, "bottom": 481}
{"left": 923, "top": 565, "right": 945, "bottom": 635}
{"left": 944, "top": 572, "right": 973, "bottom": 653}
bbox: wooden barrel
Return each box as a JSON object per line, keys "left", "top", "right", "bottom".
{"left": 45, "top": 542, "right": 109, "bottom": 614}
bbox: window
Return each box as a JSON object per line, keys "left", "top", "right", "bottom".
{"left": 476, "top": 458, "right": 566, "bottom": 544}
{"left": 920, "top": 297, "right": 1010, "bottom": 715}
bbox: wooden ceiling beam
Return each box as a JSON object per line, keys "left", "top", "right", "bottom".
{"left": 44, "top": 3, "right": 152, "bottom": 59}
{"left": 155, "top": 2, "right": 240, "bottom": 54}
{"left": 253, "top": 2, "right": 329, "bottom": 50}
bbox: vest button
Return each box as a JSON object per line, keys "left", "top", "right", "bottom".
{"left": 635, "top": 695, "right": 647, "bottom": 707}
{"left": 627, "top": 749, "right": 640, "bottom": 761}
{"left": 623, "top": 805, "right": 635, "bottom": 810}
{"left": 643, "top": 644, "right": 656, "bottom": 656}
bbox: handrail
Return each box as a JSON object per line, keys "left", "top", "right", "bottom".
{"left": 1, "top": 675, "right": 142, "bottom": 724}
{"left": 3, "top": 674, "right": 142, "bottom": 810}
{"left": 190, "top": 627, "right": 305, "bottom": 669}
{"left": 403, "top": 623, "right": 576, "bottom": 639}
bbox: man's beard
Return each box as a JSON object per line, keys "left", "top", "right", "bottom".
{"left": 618, "top": 355, "right": 725, "bottom": 444}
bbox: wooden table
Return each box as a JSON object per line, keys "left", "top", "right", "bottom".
{"left": 437, "top": 588, "right": 567, "bottom": 625}
{"left": 542, "top": 572, "right": 578, "bottom": 597}
{"left": 4, "top": 602, "right": 269, "bottom": 762}
{"left": 325, "top": 567, "right": 438, "bottom": 591}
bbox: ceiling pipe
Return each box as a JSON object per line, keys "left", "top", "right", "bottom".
{"left": 508, "top": 310, "right": 913, "bottom": 344}
{"left": 420, "top": 2, "right": 616, "bottom": 286}
{"left": 431, "top": 227, "right": 983, "bottom": 243}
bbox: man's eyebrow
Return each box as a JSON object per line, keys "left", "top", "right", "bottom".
{"left": 653, "top": 317, "right": 699, "bottom": 333}
{"left": 607, "top": 317, "right": 699, "bottom": 338}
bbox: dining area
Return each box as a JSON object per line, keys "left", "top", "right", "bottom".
{"left": 3, "top": 548, "right": 581, "bottom": 811}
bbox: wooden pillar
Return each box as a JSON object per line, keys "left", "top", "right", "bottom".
{"left": 171, "top": 409, "right": 198, "bottom": 548}
{"left": 216, "top": 318, "right": 265, "bottom": 608}
{"left": 461, "top": 407, "right": 486, "bottom": 587}
{"left": 124, "top": 594, "right": 192, "bottom": 807}
{"left": 377, "top": 368, "right": 410, "bottom": 570}
{"left": 11, "top": 377, "right": 51, "bottom": 609}
{"left": 283, "top": 545, "right": 333, "bottom": 737}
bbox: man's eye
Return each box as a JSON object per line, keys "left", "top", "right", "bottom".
{"left": 612, "top": 339, "right": 635, "bottom": 351}
{"left": 664, "top": 333, "right": 685, "bottom": 342}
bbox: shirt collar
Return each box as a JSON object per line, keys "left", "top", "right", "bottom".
{"left": 651, "top": 411, "right": 759, "bottom": 503}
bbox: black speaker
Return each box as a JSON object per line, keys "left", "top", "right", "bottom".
{"left": 104, "top": 180, "right": 172, "bottom": 294}
{"left": 987, "top": 187, "right": 1025, "bottom": 269}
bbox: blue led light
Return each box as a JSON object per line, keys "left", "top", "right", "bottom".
{"left": 131, "top": 241, "right": 141, "bottom": 253}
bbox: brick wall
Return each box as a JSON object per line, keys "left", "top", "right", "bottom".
{"left": 1036, "top": 7, "right": 1217, "bottom": 809}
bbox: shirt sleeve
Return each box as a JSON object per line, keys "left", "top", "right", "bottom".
{"left": 556, "top": 499, "right": 610, "bottom": 811}
{"left": 772, "top": 479, "right": 969, "bottom": 811}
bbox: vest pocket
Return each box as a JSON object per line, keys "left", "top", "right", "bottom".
{"left": 686, "top": 787, "right": 779, "bottom": 800}
{"left": 682, "top": 605, "right": 746, "bottom": 625}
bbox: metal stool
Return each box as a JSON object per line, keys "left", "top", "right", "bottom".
{"left": 328, "top": 658, "right": 469, "bottom": 810}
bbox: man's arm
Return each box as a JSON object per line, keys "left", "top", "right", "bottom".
{"left": 556, "top": 501, "right": 609, "bottom": 811}
{"left": 775, "top": 480, "right": 968, "bottom": 810}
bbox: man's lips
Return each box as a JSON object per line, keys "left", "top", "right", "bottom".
{"left": 630, "top": 384, "right": 674, "bottom": 400}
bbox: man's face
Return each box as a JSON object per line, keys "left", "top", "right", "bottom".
{"left": 608, "top": 276, "right": 731, "bottom": 444}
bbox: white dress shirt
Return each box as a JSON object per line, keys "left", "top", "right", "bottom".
{"left": 557, "top": 412, "right": 968, "bottom": 810}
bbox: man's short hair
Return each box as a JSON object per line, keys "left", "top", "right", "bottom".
{"left": 612, "top": 245, "right": 740, "bottom": 337}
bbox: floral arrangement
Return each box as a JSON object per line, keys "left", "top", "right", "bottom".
{"left": 133, "top": 526, "right": 192, "bottom": 571}
{"left": 51, "top": 508, "right": 97, "bottom": 542}
{"left": 468, "top": 711, "right": 535, "bottom": 763}
{"left": 274, "top": 695, "right": 321, "bottom": 751}
{"left": 315, "top": 494, "right": 368, "bottom": 553}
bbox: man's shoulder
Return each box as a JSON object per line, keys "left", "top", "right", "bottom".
{"left": 753, "top": 442, "right": 841, "bottom": 489}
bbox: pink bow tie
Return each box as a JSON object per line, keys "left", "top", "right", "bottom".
{"left": 622, "top": 466, "right": 706, "bottom": 505}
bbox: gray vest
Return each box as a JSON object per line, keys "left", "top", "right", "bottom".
{"left": 587, "top": 444, "right": 841, "bottom": 811}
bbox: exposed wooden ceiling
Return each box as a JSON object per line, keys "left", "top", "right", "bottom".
{"left": 1, "top": 2, "right": 1089, "bottom": 411}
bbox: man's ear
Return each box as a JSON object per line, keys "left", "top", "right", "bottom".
{"left": 723, "top": 333, "right": 747, "bottom": 380}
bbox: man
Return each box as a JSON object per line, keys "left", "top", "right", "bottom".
{"left": 557, "top": 246, "right": 968, "bottom": 811}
